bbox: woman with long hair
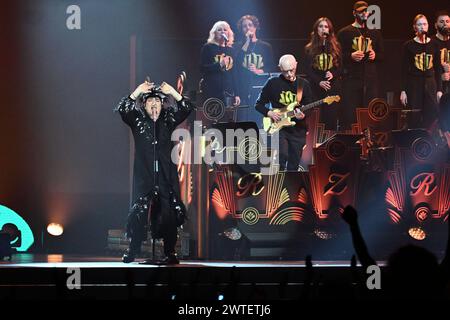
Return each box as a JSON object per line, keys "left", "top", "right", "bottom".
{"left": 200, "top": 21, "right": 240, "bottom": 107}
{"left": 305, "top": 17, "right": 342, "bottom": 130}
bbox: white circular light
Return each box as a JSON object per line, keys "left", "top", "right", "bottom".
{"left": 47, "top": 223, "right": 64, "bottom": 236}
{"left": 408, "top": 227, "right": 426, "bottom": 241}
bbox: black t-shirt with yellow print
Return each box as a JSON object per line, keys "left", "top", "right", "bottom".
{"left": 432, "top": 35, "right": 450, "bottom": 65}
{"left": 200, "top": 42, "right": 239, "bottom": 101}
{"left": 337, "top": 24, "right": 384, "bottom": 80}
{"left": 304, "top": 44, "right": 343, "bottom": 98}
{"left": 432, "top": 35, "right": 450, "bottom": 92}
{"left": 401, "top": 39, "right": 443, "bottom": 92}
{"left": 255, "top": 75, "right": 313, "bottom": 130}
{"left": 236, "top": 40, "right": 275, "bottom": 102}
{"left": 304, "top": 46, "right": 342, "bottom": 83}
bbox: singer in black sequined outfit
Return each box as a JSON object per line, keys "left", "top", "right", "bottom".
{"left": 115, "top": 81, "right": 195, "bottom": 264}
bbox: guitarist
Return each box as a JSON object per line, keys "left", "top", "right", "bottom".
{"left": 255, "top": 54, "right": 313, "bottom": 170}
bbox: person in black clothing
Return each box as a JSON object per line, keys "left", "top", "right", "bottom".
{"left": 116, "top": 80, "right": 195, "bottom": 264}
{"left": 305, "top": 17, "right": 343, "bottom": 130}
{"left": 400, "top": 14, "right": 443, "bottom": 129}
{"left": 235, "top": 15, "right": 275, "bottom": 125}
{"left": 433, "top": 11, "right": 450, "bottom": 94}
{"left": 255, "top": 54, "right": 312, "bottom": 171}
{"left": 341, "top": 205, "right": 450, "bottom": 299}
{"left": 440, "top": 93, "right": 450, "bottom": 148}
{"left": 337, "top": 1, "right": 384, "bottom": 130}
{"left": 200, "top": 21, "right": 240, "bottom": 107}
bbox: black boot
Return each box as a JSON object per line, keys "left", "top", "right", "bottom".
{"left": 122, "top": 248, "right": 136, "bottom": 263}
{"left": 122, "top": 240, "right": 141, "bottom": 263}
{"left": 160, "top": 253, "right": 179, "bottom": 265}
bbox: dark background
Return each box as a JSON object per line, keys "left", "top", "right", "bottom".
{"left": 0, "top": 0, "right": 448, "bottom": 254}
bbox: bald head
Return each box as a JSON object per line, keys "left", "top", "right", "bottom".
{"left": 278, "top": 54, "right": 298, "bottom": 82}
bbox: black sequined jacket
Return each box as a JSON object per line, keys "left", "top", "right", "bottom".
{"left": 115, "top": 96, "right": 194, "bottom": 203}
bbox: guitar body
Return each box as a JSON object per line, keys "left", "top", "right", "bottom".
{"left": 262, "top": 95, "right": 340, "bottom": 134}
{"left": 263, "top": 103, "right": 297, "bottom": 134}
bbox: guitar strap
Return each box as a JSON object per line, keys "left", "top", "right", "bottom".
{"left": 296, "top": 78, "right": 303, "bottom": 105}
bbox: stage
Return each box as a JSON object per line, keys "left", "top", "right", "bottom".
{"left": 0, "top": 254, "right": 385, "bottom": 300}
{"left": 1, "top": 0, "right": 450, "bottom": 304}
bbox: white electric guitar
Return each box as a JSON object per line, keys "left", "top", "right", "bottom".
{"left": 263, "top": 95, "right": 340, "bottom": 134}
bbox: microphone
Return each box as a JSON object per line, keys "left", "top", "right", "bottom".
{"left": 418, "top": 27, "right": 428, "bottom": 35}
{"left": 145, "top": 75, "right": 161, "bottom": 91}
{"left": 418, "top": 28, "right": 428, "bottom": 42}
{"left": 322, "top": 32, "right": 329, "bottom": 46}
{"left": 222, "top": 33, "right": 229, "bottom": 43}
{"left": 151, "top": 106, "right": 158, "bottom": 122}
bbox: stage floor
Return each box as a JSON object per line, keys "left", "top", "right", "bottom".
{"left": 0, "top": 253, "right": 376, "bottom": 268}
{"left": 0, "top": 254, "right": 385, "bottom": 300}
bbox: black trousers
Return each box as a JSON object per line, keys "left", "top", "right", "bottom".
{"left": 405, "top": 75, "right": 438, "bottom": 129}
{"left": 443, "top": 80, "right": 449, "bottom": 95}
{"left": 340, "top": 76, "right": 378, "bottom": 130}
{"left": 126, "top": 187, "right": 178, "bottom": 257}
{"left": 278, "top": 126, "right": 306, "bottom": 171}
{"left": 311, "top": 80, "right": 342, "bottom": 130}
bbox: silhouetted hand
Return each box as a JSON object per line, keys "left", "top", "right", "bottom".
{"left": 342, "top": 205, "right": 358, "bottom": 226}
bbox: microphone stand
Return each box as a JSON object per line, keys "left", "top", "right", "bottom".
{"left": 140, "top": 108, "right": 161, "bottom": 265}
{"left": 420, "top": 31, "right": 428, "bottom": 129}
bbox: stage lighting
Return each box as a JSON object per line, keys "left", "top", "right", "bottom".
{"left": 216, "top": 226, "right": 250, "bottom": 260}
{"left": 408, "top": 227, "right": 426, "bottom": 241}
{"left": 47, "top": 223, "right": 64, "bottom": 236}
{"left": 314, "top": 228, "right": 334, "bottom": 240}
{"left": 223, "top": 227, "right": 242, "bottom": 240}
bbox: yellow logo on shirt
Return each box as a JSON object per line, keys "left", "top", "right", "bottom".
{"left": 243, "top": 53, "right": 264, "bottom": 69}
{"left": 279, "top": 91, "right": 296, "bottom": 106}
{"left": 314, "top": 53, "right": 334, "bottom": 71}
{"left": 414, "top": 53, "right": 433, "bottom": 71}
{"left": 440, "top": 48, "right": 450, "bottom": 64}
{"left": 214, "top": 54, "right": 234, "bottom": 70}
{"left": 352, "top": 36, "right": 372, "bottom": 53}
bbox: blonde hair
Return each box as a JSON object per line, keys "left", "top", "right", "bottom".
{"left": 207, "top": 21, "right": 234, "bottom": 47}
{"left": 413, "top": 14, "right": 427, "bottom": 25}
